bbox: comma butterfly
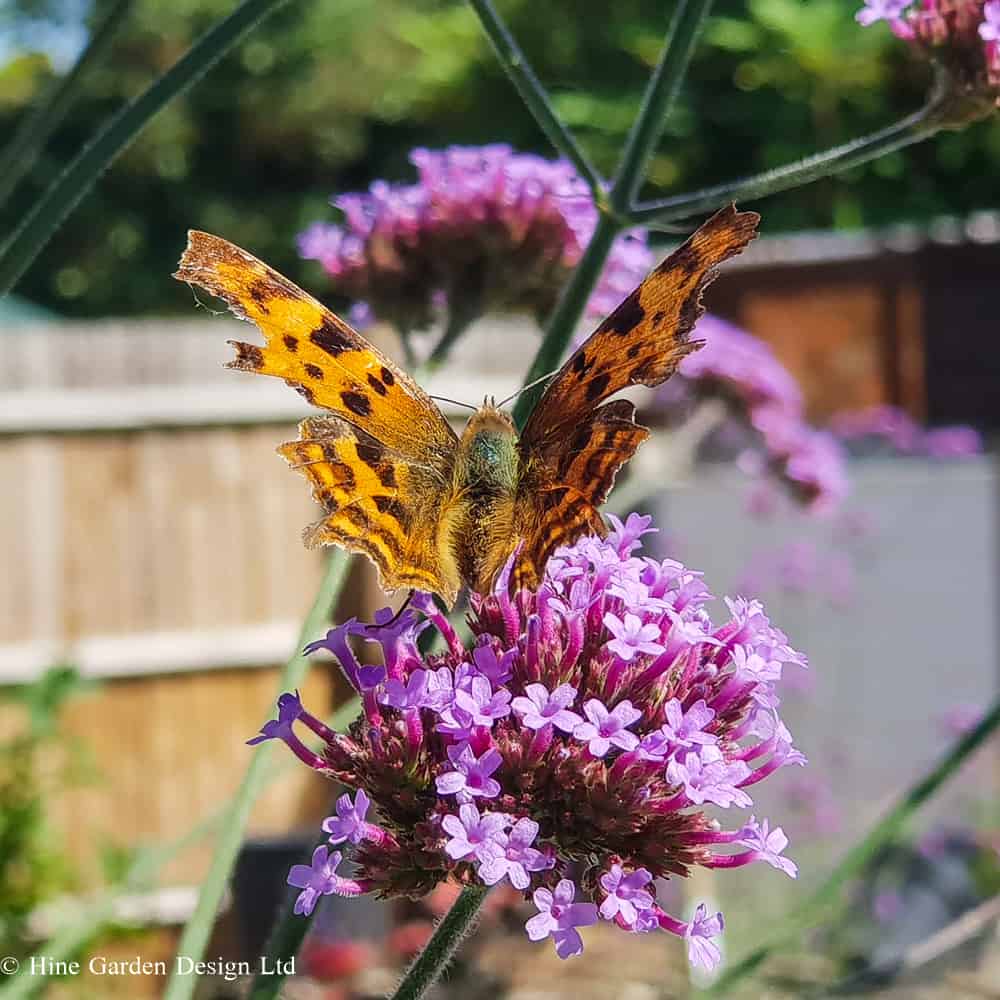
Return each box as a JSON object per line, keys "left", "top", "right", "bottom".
{"left": 174, "top": 205, "right": 759, "bottom": 607}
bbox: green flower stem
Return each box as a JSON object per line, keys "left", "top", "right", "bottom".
{"left": 467, "top": 0, "right": 605, "bottom": 202}
{"left": 427, "top": 300, "right": 479, "bottom": 370}
{"left": 610, "top": 0, "right": 715, "bottom": 213}
{"left": 512, "top": 213, "right": 618, "bottom": 429}
{"left": 163, "top": 550, "right": 349, "bottom": 1000}
{"left": 511, "top": 1, "right": 713, "bottom": 427}
{"left": 0, "top": 0, "right": 136, "bottom": 211}
{"left": 707, "top": 696, "right": 1000, "bottom": 996}
{"left": 390, "top": 885, "right": 490, "bottom": 1000}
{"left": 629, "top": 100, "right": 944, "bottom": 225}
{"left": 0, "top": 0, "right": 292, "bottom": 297}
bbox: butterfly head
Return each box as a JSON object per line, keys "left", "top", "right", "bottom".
{"left": 457, "top": 402, "right": 519, "bottom": 490}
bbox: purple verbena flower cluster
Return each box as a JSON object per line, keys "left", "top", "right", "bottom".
{"left": 298, "top": 145, "right": 652, "bottom": 334}
{"left": 830, "top": 404, "right": 983, "bottom": 458}
{"left": 857, "top": 0, "right": 1000, "bottom": 101}
{"left": 662, "top": 314, "right": 848, "bottom": 513}
{"left": 253, "top": 515, "right": 806, "bottom": 969}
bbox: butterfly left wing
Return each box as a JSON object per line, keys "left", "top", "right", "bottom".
{"left": 512, "top": 205, "right": 760, "bottom": 587}
{"left": 174, "top": 231, "right": 464, "bottom": 604}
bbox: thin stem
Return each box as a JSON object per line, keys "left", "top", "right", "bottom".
{"left": 0, "top": 0, "right": 136, "bottom": 210}
{"left": 707, "top": 696, "right": 1000, "bottom": 996}
{"left": 163, "top": 550, "right": 349, "bottom": 1000}
{"left": 390, "top": 886, "right": 490, "bottom": 1000}
{"left": 427, "top": 293, "right": 481, "bottom": 370}
{"left": 610, "top": 0, "right": 715, "bottom": 213}
{"left": 511, "top": 0, "right": 713, "bottom": 427}
{"left": 512, "top": 214, "right": 618, "bottom": 429}
{"left": 466, "top": 0, "right": 605, "bottom": 202}
{"left": 630, "top": 100, "right": 944, "bottom": 225}
{"left": 0, "top": 0, "right": 292, "bottom": 297}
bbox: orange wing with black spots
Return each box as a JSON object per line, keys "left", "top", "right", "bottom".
{"left": 175, "top": 209, "right": 758, "bottom": 604}
{"left": 512, "top": 205, "right": 760, "bottom": 586}
{"left": 174, "top": 232, "right": 463, "bottom": 604}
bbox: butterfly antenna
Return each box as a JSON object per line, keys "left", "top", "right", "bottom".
{"left": 428, "top": 394, "right": 479, "bottom": 412}
{"left": 498, "top": 368, "right": 560, "bottom": 409}
{"left": 367, "top": 589, "right": 416, "bottom": 631}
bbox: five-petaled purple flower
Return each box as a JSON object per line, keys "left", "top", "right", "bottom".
{"left": 738, "top": 816, "right": 799, "bottom": 878}
{"left": 574, "top": 699, "right": 642, "bottom": 757}
{"left": 659, "top": 698, "right": 718, "bottom": 751}
{"left": 478, "top": 817, "right": 554, "bottom": 890}
{"left": 511, "top": 682, "right": 582, "bottom": 732}
{"left": 436, "top": 743, "right": 503, "bottom": 800}
{"left": 380, "top": 669, "right": 432, "bottom": 710}
{"left": 525, "top": 880, "right": 600, "bottom": 959}
{"left": 322, "top": 789, "right": 372, "bottom": 846}
{"left": 603, "top": 612, "right": 666, "bottom": 661}
{"left": 441, "top": 803, "right": 508, "bottom": 862}
{"left": 599, "top": 865, "right": 655, "bottom": 927}
{"left": 666, "top": 747, "right": 753, "bottom": 809}
{"left": 436, "top": 675, "right": 511, "bottom": 738}
{"left": 685, "top": 904, "right": 725, "bottom": 971}
{"left": 286, "top": 846, "right": 344, "bottom": 916}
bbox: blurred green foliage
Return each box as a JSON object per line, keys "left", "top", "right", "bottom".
{"left": 1, "top": 0, "right": 998, "bottom": 317}
{"left": 0, "top": 666, "right": 92, "bottom": 958}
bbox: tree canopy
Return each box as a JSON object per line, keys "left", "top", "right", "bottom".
{"left": 2, "top": 0, "right": 997, "bottom": 317}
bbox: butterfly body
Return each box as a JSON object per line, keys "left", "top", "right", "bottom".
{"left": 450, "top": 404, "right": 522, "bottom": 594}
{"left": 174, "top": 206, "right": 759, "bottom": 607}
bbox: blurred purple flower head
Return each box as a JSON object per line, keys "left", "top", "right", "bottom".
{"left": 298, "top": 145, "right": 652, "bottom": 335}
{"left": 831, "top": 404, "right": 983, "bottom": 459}
{"left": 660, "top": 314, "right": 848, "bottom": 513}
{"left": 255, "top": 515, "right": 808, "bottom": 967}
{"left": 857, "top": 0, "right": 1000, "bottom": 105}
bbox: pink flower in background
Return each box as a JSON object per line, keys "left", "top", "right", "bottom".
{"left": 938, "top": 703, "right": 986, "bottom": 737}
{"left": 662, "top": 314, "right": 849, "bottom": 512}
{"left": 856, "top": 0, "right": 913, "bottom": 25}
{"left": 831, "top": 404, "right": 983, "bottom": 458}
{"left": 298, "top": 145, "right": 652, "bottom": 335}
{"left": 254, "top": 514, "right": 807, "bottom": 966}
{"left": 680, "top": 315, "right": 803, "bottom": 418}
{"left": 858, "top": 0, "right": 1000, "bottom": 95}
{"left": 923, "top": 426, "right": 984, "bottom": 458}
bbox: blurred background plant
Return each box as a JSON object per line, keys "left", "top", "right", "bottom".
{"left": 3, "top": 0, "right": 1000, "bottom": 316}
{"left": 0, "top": 667, "right": 91, "bottom": 960}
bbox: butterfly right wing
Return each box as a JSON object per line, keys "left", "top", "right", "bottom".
{"left": 512, "top": 206, "right": 760, "bottom": 587}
